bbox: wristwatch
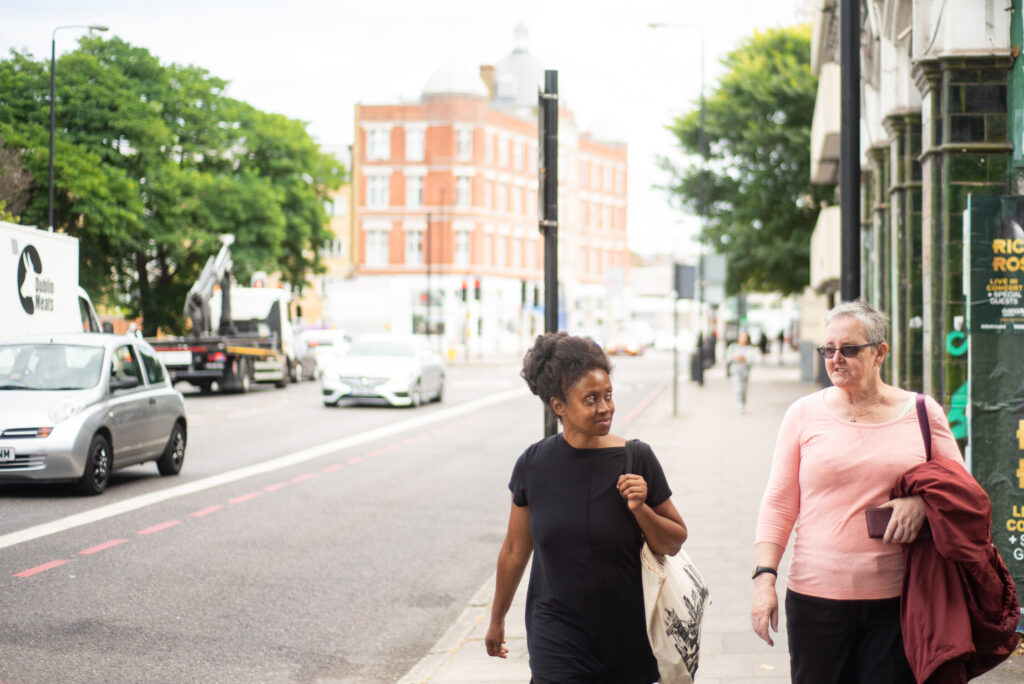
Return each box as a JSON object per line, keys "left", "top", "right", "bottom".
{"left": 752, "top": 565, "right": 778, "bottom": 580}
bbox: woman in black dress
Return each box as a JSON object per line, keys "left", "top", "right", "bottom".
{"left": 485, "top": 332, "right": 688, "bottom": 683}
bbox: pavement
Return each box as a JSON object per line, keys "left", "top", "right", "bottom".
{"left": 397, "top": 354, "right": 1024, "bottom": 683}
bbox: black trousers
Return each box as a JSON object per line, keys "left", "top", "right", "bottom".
{"left": 785, "top": 589, "right": 916, "bottom": 684}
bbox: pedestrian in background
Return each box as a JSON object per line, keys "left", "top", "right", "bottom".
{"left": 726, "top": 331, "right": 755, "bottom": 413}
{"left": 485, "top": 331, "right": 688, "bottom": 683}
{"left": 750, "top": 299, "right": 964, "bottom": 682}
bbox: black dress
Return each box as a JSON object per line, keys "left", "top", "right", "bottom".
{"left": 509, "top": 434, "right": 670, "bottom": 684}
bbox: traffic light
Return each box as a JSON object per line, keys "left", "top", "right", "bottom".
{"left": 474, "top": 278, "right": 481, "bottom": 300}
{"left": 461, "top": 280, "right": 468, "bottom": 302}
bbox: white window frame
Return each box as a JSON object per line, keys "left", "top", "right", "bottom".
{"left": 405, "top": 175, "right": 423, "bottom": 208}
{"left": 365, "top": 226, "right": 390, "bottom": 266}
{"left": 405, "top": 227, "right": 424, "bottom": 266}
{"left": 456, "top": 127, "right": 473, "bottom": 161}
{"left": 366, "top": 126, "right": 391, "bottom": 161}
{"left": 405, "top": 125, "right": 425, "bottom": 162}
{"left": 455, "top": 229, "right": 471, "bottom": 267}
{"left": 366, "top": 174, "right": 390, "bottom": 208}
{"left": 456, "top": 176, "right": 472, "bottom": 208}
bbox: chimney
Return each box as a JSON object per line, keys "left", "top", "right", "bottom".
{"left": 479, "top": 65, "right": 496, "bottom": 99}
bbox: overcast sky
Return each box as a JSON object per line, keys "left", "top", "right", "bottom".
{"left": 2, "top": 0, "right": 807, "bottom": 256}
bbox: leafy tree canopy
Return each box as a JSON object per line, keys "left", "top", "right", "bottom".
{"left": 661, "top": 25, "right": 834, "bottom": 295}
{"left": 0, "top": 37, "right": 346, "bottom": 334}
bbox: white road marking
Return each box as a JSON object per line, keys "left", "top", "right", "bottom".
{"left": 0, "top": 387, "right": 529, "bottom": 552}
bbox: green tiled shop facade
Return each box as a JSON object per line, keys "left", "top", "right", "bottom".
{"left": 863, "top": 55, "right": 1012, "bottom": 420}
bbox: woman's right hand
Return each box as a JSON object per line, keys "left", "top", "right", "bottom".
{"left": 750, "top": 576, "right": 779, "bottom": 646}
{"left": 485, "top": 621, "right": 508, "bottom": 658}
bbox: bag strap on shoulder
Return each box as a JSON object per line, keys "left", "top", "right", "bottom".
{"left": 915, "top": 394, "right": 932, "bottom": 462}
{"left": 624, "top": 438, "right": 639, "bottom": 474}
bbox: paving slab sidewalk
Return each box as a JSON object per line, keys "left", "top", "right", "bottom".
{"left": 398, "top": 357, "right": 1024, "bottom": 683}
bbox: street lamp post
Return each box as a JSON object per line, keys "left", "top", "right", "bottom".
{"left": 49, "top": 24, "right": 108, "bottom": 231}
{"left": 649, "top": 22, "right": 707, "bottom": 403}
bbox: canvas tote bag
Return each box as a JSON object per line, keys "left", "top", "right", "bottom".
{"left": 626, "top": 440, "right": 710, "bottom": 683}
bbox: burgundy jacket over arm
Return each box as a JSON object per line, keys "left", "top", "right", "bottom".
{"left": 895, "top": 458, "right": 1020, "bottom": 683}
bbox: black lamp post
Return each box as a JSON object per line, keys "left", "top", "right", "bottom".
{"left": 49, "top": 23, "right": 108, "bottom": 230}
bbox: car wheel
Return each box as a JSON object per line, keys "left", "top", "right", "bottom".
{"left": 197, "top": 380, "right": 213, "bottom": 394}
{"left": 409, "top": 381, "right": 422, "bottom": 408}
{"left": 76, "top": 434, "right": 111, "bottom": 496}
{"left": 157, "top": 422, "right": 186, "bottom": 475}
{"left": 238, "top": 358, "right": 251, "bottom": 393}
{"left": 274, "top": 358, "right": 290, "bottom": 388}
{"left": 434, "top": 376, "right": 445, "bottom": 403}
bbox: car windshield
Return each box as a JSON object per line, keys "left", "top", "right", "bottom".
{"left": 0, "top": 344, "right": 105, "bottom": 390}
{"left": 349, "top": 338, "right": 416, "bottom": 357}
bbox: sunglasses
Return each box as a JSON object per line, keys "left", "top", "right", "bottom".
{"left": 816, "top": 342, "right": 880, "bottom": 359}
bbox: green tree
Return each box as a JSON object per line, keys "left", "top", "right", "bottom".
{"left": 0, "top": 37, "right": 345, "bottom": 335}
{"left": 661, "top": 25, "right": 834, "bottom": 295}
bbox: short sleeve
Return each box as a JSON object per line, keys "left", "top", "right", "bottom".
{"left": 634, "top": 440, "right": 672, "bottom": 507}
{"left": 509, "top": 448, "right": 530, "bottom": 507}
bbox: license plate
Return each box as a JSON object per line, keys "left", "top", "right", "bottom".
{"left": 0, "top": 447, "right": 14, "bottom": 463}
{"left": 157, "top": 350, "right": 192, "bottom": 366}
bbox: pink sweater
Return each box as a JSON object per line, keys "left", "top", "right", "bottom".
{"left": 755, "top": 390, "right": 964, "bottom": 600}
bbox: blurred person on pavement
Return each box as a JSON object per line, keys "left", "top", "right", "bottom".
{"left": 726, "top": 331, "right": 755, "bottom": 414}
{"left": 750, "top": 298, "right": 965, "bottom": 683}
{"left": 485, "top": 331, "right": 688, "bottom": 683}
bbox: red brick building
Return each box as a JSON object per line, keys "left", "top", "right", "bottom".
{"left": 342, "top": 28, "right": 629, "bottom": 356}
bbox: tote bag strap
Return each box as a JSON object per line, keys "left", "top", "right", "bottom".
{"left": 915, "top": 394, "right": 932, "bottom": 462}
{"left": 624, "top": 438, "right": 639, "bottom": 474}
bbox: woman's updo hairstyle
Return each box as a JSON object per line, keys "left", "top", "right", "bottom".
{"left": 520, "top": 332, "right": 611, "bottom": 406}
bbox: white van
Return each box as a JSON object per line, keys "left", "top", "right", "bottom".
{"left": 1, "top": 221, "right": 101, "bottom": 341}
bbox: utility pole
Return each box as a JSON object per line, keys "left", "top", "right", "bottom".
{"left": 840, "top": 0, "right": 861, "bottom": 301}
{"left": 539, "top": 70, "right": 559, "bottom": 437}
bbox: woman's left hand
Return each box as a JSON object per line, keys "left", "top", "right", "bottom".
{"left": 879, "top": 495, "right": 927, "bottom": 544}
{"left": 617, "top": 474, "right": 647, "bottom": 512}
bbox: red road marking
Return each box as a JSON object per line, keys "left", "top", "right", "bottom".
{"left": 620, "top": 380, "right": 668, "bottom": 427}
{"left": 322, "top": 463, "right": 344, "bottom": 473}
{"left": 190, "top": 505, "right": 222, "bottom": 518}
{"left": 263, "top": 482, "right": 290, "bottom": 492}
{"left": 432, "top": 428, "right": 443, "bottom": 435}
{"left": 138, "top": 520, "right": 182, "bottom": 535}
{"left": 78, "top": 539, "right": 128, "bottom": 556}
{"left": 386, "top": 443, "right": 400, "bottom": 451}
{"left": 229, "top": 492, "right": 261, "bottom": 505}
{"left": 366, "top": 449, "right": 383, "bottom": 458}
{"left": 347, "top": 456, "right": 364, "bottom": 464}
{"left": 290, "top": 473, "right": 316, "bottom": 484}
{"left": 15, "top": 559, "right": 70, "bottom": 578}
{"left": 402, "top": 437, "right": 417, "bottom": 445}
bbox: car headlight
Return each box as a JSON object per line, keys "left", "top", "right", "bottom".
{"left": 49, "top": 398, "right": 87, "bottom": 424}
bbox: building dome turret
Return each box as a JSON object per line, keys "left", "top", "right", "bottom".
{"left": 492, "top": 24, "right": 545, "bottom": 111}
{"left": 422, "top": 57, "right": 489, "bottom": 99}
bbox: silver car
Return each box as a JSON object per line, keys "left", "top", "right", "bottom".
{"left": 319, "top": 334, "right": 445, "bottom": 408}
{"left": 0, "top": 333, "right": 187, "bottom": 495}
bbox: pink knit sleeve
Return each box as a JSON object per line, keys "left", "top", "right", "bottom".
{"left": 755, "top": 399, "right": 802, "bottom": 547}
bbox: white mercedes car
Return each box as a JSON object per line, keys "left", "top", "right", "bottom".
{"left": 319, "top": 334, "right": 445, "bottom": 408}
{"left": 0, "top": 333, "right": 187, "bottom": 495}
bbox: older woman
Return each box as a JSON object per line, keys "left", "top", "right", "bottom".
{"left": 750, "top": 299, "right": 964, "bottom": 682}
{"left": 485, "top": 331, "right": 687, "bottom": 683}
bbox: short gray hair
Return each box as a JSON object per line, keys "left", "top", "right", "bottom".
{"left": 825, "top": 298, "right": 889, "bottom": 343}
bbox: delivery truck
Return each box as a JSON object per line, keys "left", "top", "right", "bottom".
{"left": 1, "top": 221, "right": 101, "bottom": 341}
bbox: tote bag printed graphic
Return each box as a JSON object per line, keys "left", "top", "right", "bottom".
{"left": 640, "top": 542, "right": 710, "bottom": 684}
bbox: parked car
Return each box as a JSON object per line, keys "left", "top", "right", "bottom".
{"left": 319, "top": 334, "right": 445, "bottom": 408}
{"left": 295, "top": 328, "right": 352, "bottom": 380}
{"left": 606, "top": 332, "right": 645, "bottom": 356}
{"left": 0, "top": 333, "right": 187, "bottom": 495}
